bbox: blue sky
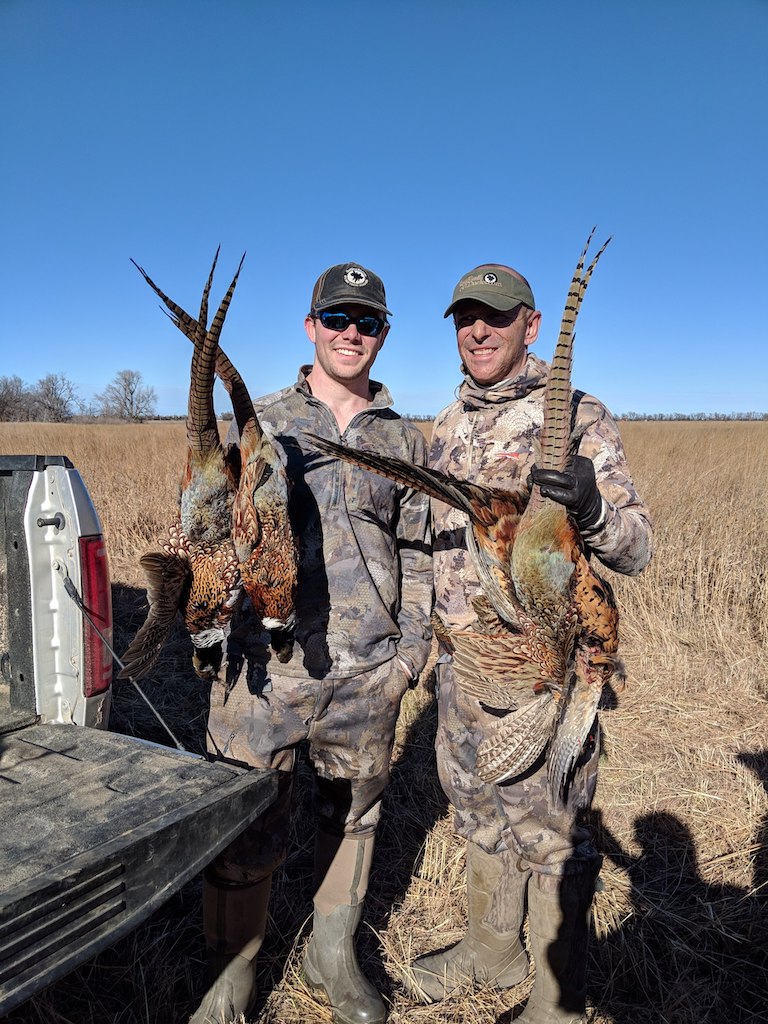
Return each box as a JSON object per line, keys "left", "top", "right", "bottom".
{"left": 2, "top": 0, "right": 766, "bottom": 417}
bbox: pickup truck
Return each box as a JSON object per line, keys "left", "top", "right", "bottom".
{"left": 0, "top": 455, "right": 276, "bottom": 1016}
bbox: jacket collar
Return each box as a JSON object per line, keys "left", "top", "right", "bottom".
{"left": 458, "top": 353, "right": 548, "bottom": 410}
{"left": 295, "top": 365, "right": 394, "bottom": 409}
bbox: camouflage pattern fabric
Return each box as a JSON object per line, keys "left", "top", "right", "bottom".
{"left": 223, "top": 365, "right": 434, "bottom": 680}
{"left": 207, "top": 650, "right": 409, "bottom": 882}
{"left": 206, "top": 366, "right": 433, "bottom": 881}
{"left": 430, "top": 355, "right": 653, "bottom": 874}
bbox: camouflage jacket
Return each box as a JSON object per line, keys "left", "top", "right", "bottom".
{"left": 234, "top": 367, "right": 433, "bottom": 679}
{"left": 430, "top": 354, "right": 653, "bottom": 630}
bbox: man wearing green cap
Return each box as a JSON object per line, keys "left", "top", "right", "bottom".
{"left": 191, "top": 263, "right": 433, "bottom": 1024}
{"left": 407, "top": 263, "right": 653, "bottom": 1022}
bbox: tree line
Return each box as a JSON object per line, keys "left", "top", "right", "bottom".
{"left": 616, "top": 410, "right": 768, "bottom": 421}
{"left": 403, "top": 412, "right": 768, "bottom": 423}
{"left": 0, "top": 370, "right": 157, "bottom": 422}
{"left": 1, "top": 373, "right": 765, "bottom": 424}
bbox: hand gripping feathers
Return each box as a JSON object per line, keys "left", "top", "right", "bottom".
{"left": 119, "top": 251, "right": 298, "bottom": 683}
{"left": 307, "top": 232, "right": 622, "bottom": 808}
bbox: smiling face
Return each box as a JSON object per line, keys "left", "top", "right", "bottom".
{"left": 305, "top": 303, "right": 388, "bottom": 388}
{"left": 453, "top": 300, "right": 540, "bottom": 385}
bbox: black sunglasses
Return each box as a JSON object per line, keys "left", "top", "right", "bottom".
{"left": 454, "top": 303, "right": 524, "bottom": 330}
{"left": 314, "top": 310, "right": 387, "bottom": 337}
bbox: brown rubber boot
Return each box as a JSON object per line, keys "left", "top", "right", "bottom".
{"left": 302, "top": 831, "right": 386, "bottom": 1024}
{"left": 407, "top": 842, "right": 530, "bottom": 1003}
{"left": 188, "top": 870, "right": 272, "bottom": 1024}
{"left": 514, "top": 863, "right": 599, "bottom": 1023}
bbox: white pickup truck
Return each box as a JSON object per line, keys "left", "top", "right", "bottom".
{"left": 0, "top": 455, "right": 275, "bottom": 1015}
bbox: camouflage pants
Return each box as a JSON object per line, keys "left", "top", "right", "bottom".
{"left": 435, "top": 658, "right": 601, "bottom": 879}
{"left": 206, "top": 653, "right": 409, "bottom": 883}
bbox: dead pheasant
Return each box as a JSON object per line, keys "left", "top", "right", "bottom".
{"left": 120, "top": 252, "right": 297, "bottom": 681}
{"left": 119, "top": 253, "right": 243, "bottom": 682}
{"left": 129, "top": 251, "right": 298, "bottom": 662}
{"left": 307, "top": 231, "right": 621, "bottom": 806}
{"left": 507, "top": 231, "right": 621, "bottom": 803}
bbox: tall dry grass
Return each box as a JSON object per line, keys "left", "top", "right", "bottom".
{"left": 0, "top": 422, "right": 187, "bottom": 587}
{"left": 1, "top": 419, "right": 766, "bottom": 1024}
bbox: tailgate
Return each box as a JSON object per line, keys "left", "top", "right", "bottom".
{"left": 0, "top": 723, "right": 276, "bottom": 1015}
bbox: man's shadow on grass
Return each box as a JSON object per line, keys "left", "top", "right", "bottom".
{"left": 581, "top": 793, "right": 768, "bottom": 1024}
{"left": 737, "top": 750, "right": 768, "bottom": 901}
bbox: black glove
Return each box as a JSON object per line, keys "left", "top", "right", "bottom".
{"left": 530, "top": 455, "right": 604, "bottom": 532}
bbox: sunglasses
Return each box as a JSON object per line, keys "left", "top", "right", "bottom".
{"left": 454, "top": 304, "right": 524, "bottom": 330}
{"left": 315, "top": 310, "right": 387, "bottom": 337}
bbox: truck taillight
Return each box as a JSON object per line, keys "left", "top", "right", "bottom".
{"left": 79, "top": 534, "right": 113, "bottom": 697}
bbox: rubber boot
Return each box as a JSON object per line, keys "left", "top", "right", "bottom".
{"left": 302, "top": 831, "right": 386, "bottom": 1024}
{"left": 188, "top": 870, "right": 272, "bottom": 1024}
{"left": 407, "top": 842, "right": 530, "bottom": 1003}
{"left": 515, "top": 864, "right": 598, "bottom": 1024}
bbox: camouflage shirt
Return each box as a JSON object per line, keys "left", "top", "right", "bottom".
{"left": 430, "top": 354, "right": 653, "bottom": 630}
{"left": 233, "top": 366, "right": 433, "bottom": 679}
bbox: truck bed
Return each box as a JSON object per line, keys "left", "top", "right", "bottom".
{"left": 0, "top": 723, "right": 276, "bottom": 1014}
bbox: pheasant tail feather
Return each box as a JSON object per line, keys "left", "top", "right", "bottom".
{"left": 131, "top": 255, "right": 254, "bottom": 423}
{"left": 538, "top": 230, "right": 611, "bottom": 475}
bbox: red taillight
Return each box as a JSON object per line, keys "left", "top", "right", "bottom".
{"left": 79, "top": 534, "right": 113, "bottom": 697}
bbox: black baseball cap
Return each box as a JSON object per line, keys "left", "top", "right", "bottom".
{"left": 310, "top": 262, "right": 391, "bottom": 316}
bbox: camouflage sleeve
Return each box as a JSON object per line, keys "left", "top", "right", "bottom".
{"left": 575, "top": 396, "right": 654, "bottom": 575}
{"left": 394, "top": 428, "right": 434, "bottom": 678}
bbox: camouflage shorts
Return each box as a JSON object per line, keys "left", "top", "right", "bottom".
{"left": 206, "top": 651, "right": 409, "bottom": 882}
{"left": 435, "top": 658, "right": 600, "bottom": 876}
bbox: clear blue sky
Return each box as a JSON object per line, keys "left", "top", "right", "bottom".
{"left": 2, "top": 0, "right": 766, "bottom": 417}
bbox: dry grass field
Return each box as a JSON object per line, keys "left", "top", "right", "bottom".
{"left": 1, "top": 420, "right": 766, "bottom": 1024}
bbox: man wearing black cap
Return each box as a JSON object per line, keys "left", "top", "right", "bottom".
{"left": 407, "top": 264, "right": 653, "bottom": 1022}
{"left": 191, "top": 264, "right": 433, "bottom": 1024}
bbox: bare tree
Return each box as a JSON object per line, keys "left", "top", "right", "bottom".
{"left": 0, "top": 375, "right": 31, "bottom": 421}
{"left": 76, "top": 398, "right": 100, "bottom": 420}
{"left": 95, "top": 369, "right": 157, "bottom": 422}
{"left": 32, "top": 373, "right": 79, "bottom": 422}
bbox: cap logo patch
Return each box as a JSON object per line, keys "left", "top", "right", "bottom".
{"left": 344, "top": 267, "right": 368, "bottom": 287}
{"left": 483, "top": 272, "right": 498, "bottom": 284}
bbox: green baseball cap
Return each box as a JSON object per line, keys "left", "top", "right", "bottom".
{"left": 311, "top": 262, "right": 391, "bottom": 316}
{"left": 444, "top": 265, "right": 536, "bottom": 318}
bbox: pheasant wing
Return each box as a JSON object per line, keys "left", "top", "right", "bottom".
{"left": 543, "top": 556, "right": 620, "bottom": 802}
{"left": 466, "top": 526, "right": 523, "bottom": 628}
{"left": 118, "top": 551, "right": 190, "bottom": 680}
{"left": 476, "top": 692, "right": 558, "bottom": 784}
{"left": 450, "top": 628, "right": 554, "bottom": 708}
{"left": 546, "top": 645, "right": 606, "bottom": 805}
